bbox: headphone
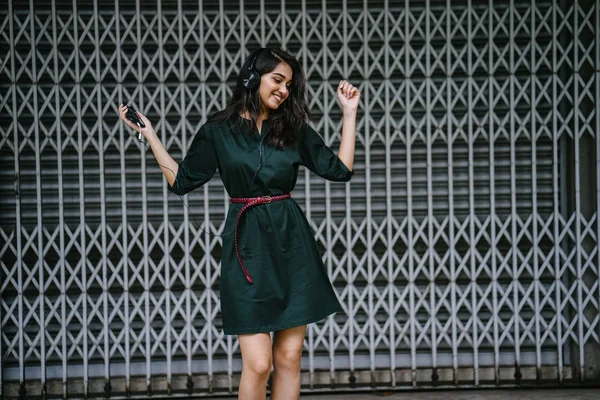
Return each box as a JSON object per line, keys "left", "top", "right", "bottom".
{"left": 242, "top": 49, "right": 263, "bottom": 90}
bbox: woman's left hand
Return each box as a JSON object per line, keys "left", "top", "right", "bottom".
{"left": 337, "top": 80, "right": 360, "bottom": 111}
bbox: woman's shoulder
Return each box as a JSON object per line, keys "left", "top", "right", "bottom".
{"left": 201, "top": 120, "right": 225, "bottom": 132}
{"left": 192, "top": 114, "right": 244, "bottom": 146}
{"left": 299, "top": 121, "right": 317, "bottom": 137}
{"left": 200, "top": 115, "right": 237, "bottom": 133}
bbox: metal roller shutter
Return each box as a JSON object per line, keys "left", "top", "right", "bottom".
{"left": 1, "top": 0, "right": 598, "bottom": 398}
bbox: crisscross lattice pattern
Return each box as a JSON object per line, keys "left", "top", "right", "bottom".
{"left": 1, "top": 0, "right": 599, "bottom": 398}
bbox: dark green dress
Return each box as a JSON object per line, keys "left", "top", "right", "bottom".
{"left": 168, "top": 115, "right": 353, "bottom": 335}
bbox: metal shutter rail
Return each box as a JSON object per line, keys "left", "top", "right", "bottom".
{"left": 0, "top": 0, "right": 598, "bottom": 398}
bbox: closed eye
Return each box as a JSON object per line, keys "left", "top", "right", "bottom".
{"left": 273, "top": 79, "right": 292, "bottom": 92}
{"left": 272, "top": 73, "right": 292, "bottom": 88}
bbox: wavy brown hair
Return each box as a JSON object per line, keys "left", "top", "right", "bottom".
{"left": 208, "top": 48, "right": 310, "bottom": 148}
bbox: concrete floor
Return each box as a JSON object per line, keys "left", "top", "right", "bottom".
{"left": 214, "top": 388, "right": 600, "bottom": 400}
{"left": 298, "top": 388, "right": 600, "bottom": 399}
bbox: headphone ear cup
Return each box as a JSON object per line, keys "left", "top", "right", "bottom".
{"left": 243, "top": 70, "right": 260, "bottom": 90}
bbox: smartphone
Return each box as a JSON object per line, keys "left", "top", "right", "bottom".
{"left": 125, "top": 106, "right": 145, "bottom": 140}
{"left": 125, "top": 106, "right": 146, "bottom": 128}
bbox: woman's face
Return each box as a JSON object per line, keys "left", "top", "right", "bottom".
{"left": 259, "top": 61, "right": 293, "bottom": 114}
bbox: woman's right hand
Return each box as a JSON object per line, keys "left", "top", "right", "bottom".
{"left": 118, "top": 103, "right": 156, "bottom": 141}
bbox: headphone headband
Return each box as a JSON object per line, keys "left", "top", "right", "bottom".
{"left": 247, "top": 50, "right": 259, "bottom": 71}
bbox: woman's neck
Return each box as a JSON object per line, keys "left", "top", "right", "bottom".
{"left": 240, "top": 110, "right": 268, "bottom": 133}
{"left": 241, "top": 110, "right": 269, "bottom": 121}
{"left": 242, "top": 110, "right": 269, "bottom": 126}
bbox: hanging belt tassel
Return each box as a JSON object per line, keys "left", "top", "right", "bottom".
{"left": 231, "top": 194, "right": 291, "bottom": 283}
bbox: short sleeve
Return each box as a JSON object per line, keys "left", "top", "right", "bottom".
{"left": 168, "top": 126, "right": 217, "bottom": 195}
{"left": 299, "top": 124, "right": 354, "bottom": 182}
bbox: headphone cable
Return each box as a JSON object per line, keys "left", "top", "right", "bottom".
{"left": 136, "top": 125, "right": 233, "bottom": 237}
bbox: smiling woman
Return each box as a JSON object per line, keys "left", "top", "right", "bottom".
{"left": 209, "top": 48, "right": 317, "bottom": 150}
{"left": 118, "top": 47, "right": 360, "bottom": 399}
{"left": 257, "top": 63, "right": 292, "bottom": 115}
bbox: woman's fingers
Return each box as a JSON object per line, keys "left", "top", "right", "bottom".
{"left": 338, "top": 80, "right": 359, "bottom": 99}
{"left": 338, "top": 80, "right": 353, "bottom": 97}
{"left": 338, "top": 80, "right": 348, "bottom": 96}
{"left": 136, "top": 111, "right": 151, "bottom": 127}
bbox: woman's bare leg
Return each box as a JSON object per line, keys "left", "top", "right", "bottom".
{"left": 270, "top": 325, "right": 307, "bottom": 400}
{"left": 238, "top": 332, "right": 273, "bottom": 400}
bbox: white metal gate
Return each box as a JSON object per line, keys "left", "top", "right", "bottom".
{"left": 1, "top": 0, "right": 599, "bottom": 398}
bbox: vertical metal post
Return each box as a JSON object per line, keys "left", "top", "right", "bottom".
{"left": 342, "top": 0, "right": 356, "bottom": 382}
{"left": 530, "top": 0, "right": 542, "bottom": 382}
{"left": 218, "top": 1, "right": 233, "bottom": 393}
{"left": 383, "top": 0, "right": 396, "bottom": 387}
{"left": 71, "top": 0, "right": 89, "bottom": 394}
{"left": 553, "top": 0, "right": 565, "bottom": 383}
{"left": 114, "top": 0, "right": 131, "bottom": 394}
{"left": 192, "top": 0, "right": 204, "bottom": 391}
{"left": 176, "top": 0, "right": 189, "bottom": 392}
{"left": 7, "top": 0, "right": 21, "bottom": 396}
{"left": 573, "top": 0, "right": 585, "bottom": 383}
{"left": 596, "top": 0, "right": 600, "bottom": 379}
{"left": 575, "top": 0, "right": 600, "bottom": 380}
{"left": 466, "top": 0, "right": 478, "bottom": 387}
{"left": 425, "top": 0, "right": 436, "bottom": 382}
{"left": 405, "top": 0, "right": 417, "bottom": 387}
{"left": 155, "top": 0, "right": 173, "bottom": 393}
{"left": 260, "top": 0, "right": 265, "bottom": 46}
{"left": 363, "top": 0, "right": 375, "bottom": 386}
{"left": 509, "top": 0, "right": 522, "bottom": 381}
{"left": 50, "top": 0, "right": 67, "bottom": 396}
{"left": 92, "top": 0, "right": 110, "bottom": 392}
{"left": 28, "top": 0, "right": 46, "bottom": 397}
{"left": 451, "top": 0, "right": 460, "bottom": 385}
{"left": 280, "top": 0, "right": 286, "bottom": 49}
{"left": 466, "top": 0, "right": 476, "bottom": 385}
{"left": 319, "top": 0, "right": 336, "bottom": 387}
{"left": 596, "top": 0, "right": 600, "bottom": 382}
{"left": 131, "top": 0, "right": 151, "bottom": 392}
{"left": 488, "top": 0, "right": 500, "bottom": 385}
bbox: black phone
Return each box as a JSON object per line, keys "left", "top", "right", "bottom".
{"left": 125, "top": 106, "right": 146, "bottom": 128}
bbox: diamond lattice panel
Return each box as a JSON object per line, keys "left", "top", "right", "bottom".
{"left": 0, "top": 0, "right": 598, "bottom": 398}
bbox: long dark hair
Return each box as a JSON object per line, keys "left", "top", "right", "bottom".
{"left": 208, "top": 48, "right": 310, "bottom": 148}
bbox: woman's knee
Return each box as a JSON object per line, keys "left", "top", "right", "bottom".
{"left": 243, "top": 352, "right": 273, "bottom": 377}
{"left": 239, "top": 333, "right": 273, "bottom": 378}
{"left": 272, "top": 345, "right": 302, "bottom": 373}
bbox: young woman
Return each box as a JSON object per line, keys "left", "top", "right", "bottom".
{"left": 119, "top": 47, "right": 359, "bottom": 400}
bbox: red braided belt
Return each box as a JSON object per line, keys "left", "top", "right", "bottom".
{"left": 230, "top": 194, "right": 291, "bottom": 283}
